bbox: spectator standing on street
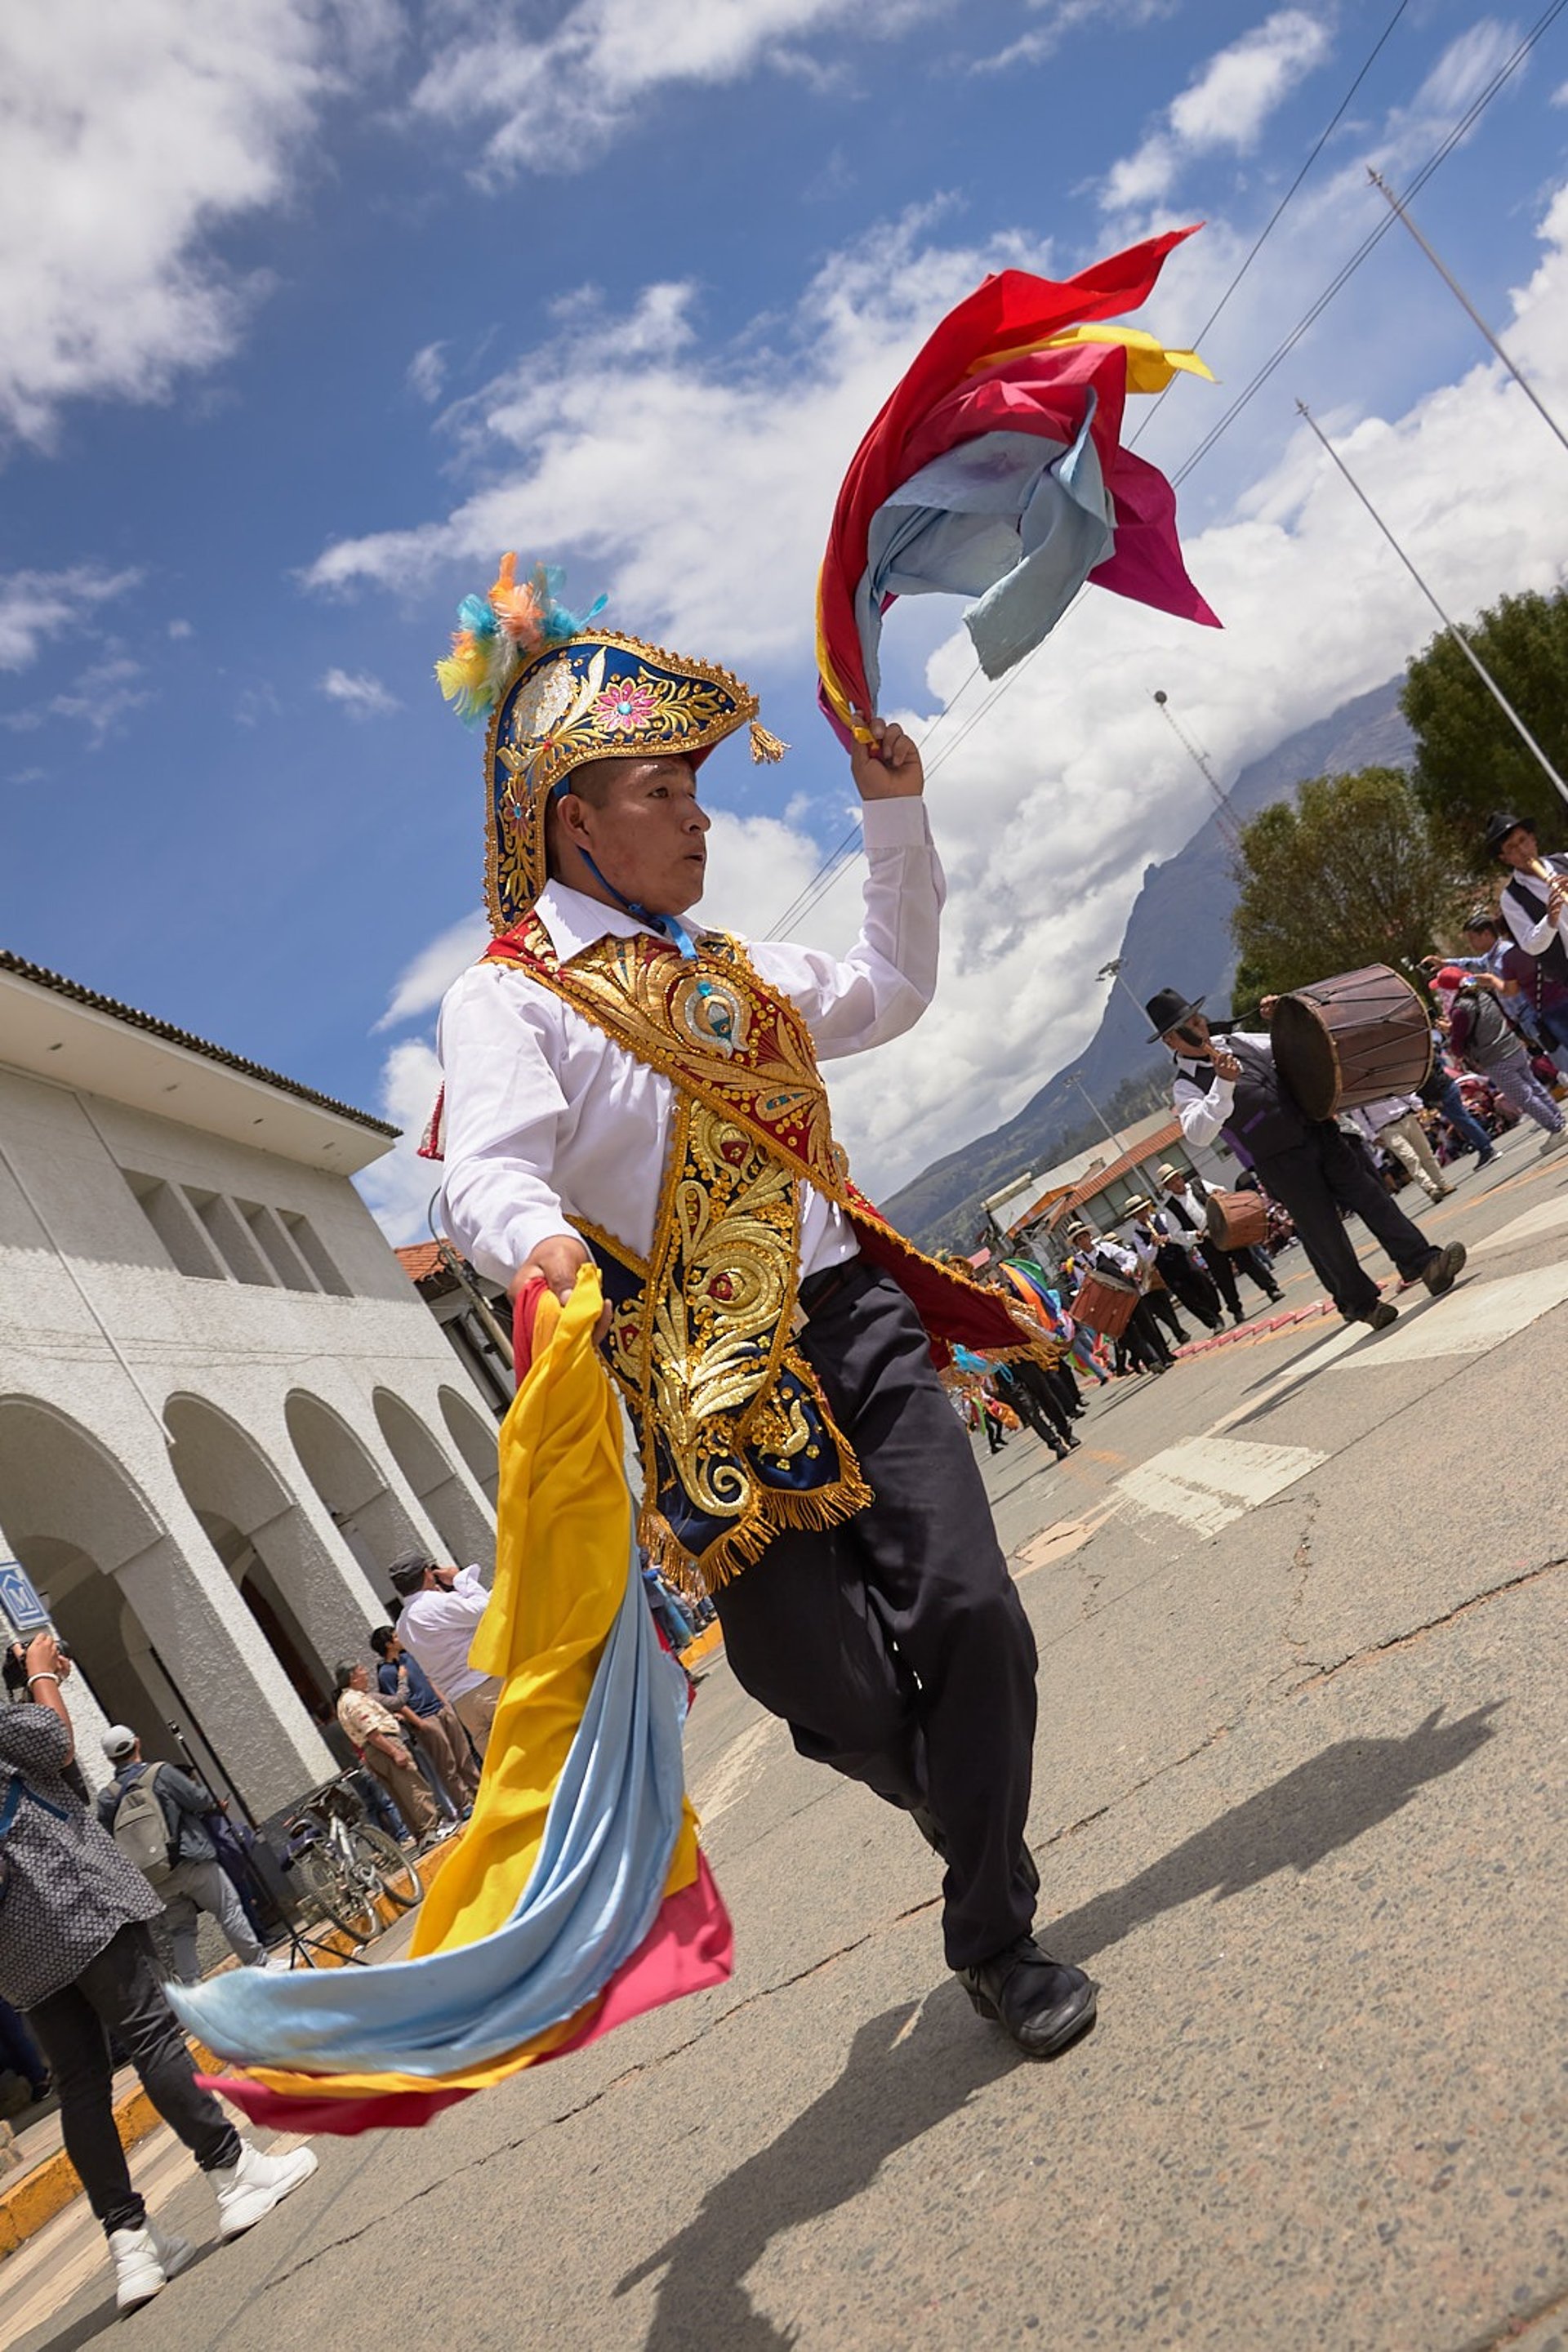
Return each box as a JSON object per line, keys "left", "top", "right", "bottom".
{"left": 370, "top": 1625, "right": 478, "bottom": 1815}
{"left": 0, "top": 1633, "right": 317, "bottom": 2313}
{"left": 1437, "top": 967, "right": 1566, "bottom": 1152}
{"left": 388, "top": 1553, "right": 502, "bottom": 1759}
{"left": 96, "top": 1728, "right": 267, "bottom": 1984}
{"left": 1419, "top": 1021, "right": 1497, "bottom": 1168}
{"left": 334, "top": 1665, "right": 439, "bottom": 1844}
{"left": 1348, "top": 1094, "right": 1454, "bottom": 1202}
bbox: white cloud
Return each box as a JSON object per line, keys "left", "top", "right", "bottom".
{"left": 167, "top": 617, "right": 194, "bottom": 639}
{"left": 375, "top": 910, "right": 489, "bottom": 1031}
{"left": 354, "top": 1036, "right": 448, "bottom": 1242}
{"left": 409, "top": 0, "right": 947, "bottom": 180}
{"left": 1103, "top": 7, "right": 1332, "bottom": 210}
{"left": 0, "top": 566, "right": 139, "bottom": 670}
{"left": 305, "top": 206, "right": 1054, "bottom": 662}
{"left": 320, "top": 665, "right": 400, "bottom": 718}
{"left": 407, "top": 341, "right": 447, "bottom": 403}
{"left": 47, "top": 657, "right": 154, "bottom": 749}
{"left": 0, "top": 1, "right": 341, "bottom": 446}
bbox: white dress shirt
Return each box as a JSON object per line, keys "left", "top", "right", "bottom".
{"left": 397, "top": 1566, "right": 492, "bottom": 1702}
{"left": 438, "top": 796, "right": 945, "bottom": 1285}
{"left": 1502, "top": 854, "right": 1568, "bottom": 957}
{"left": 1170, "top": 1033, "right": 1273, "bottom": 1151}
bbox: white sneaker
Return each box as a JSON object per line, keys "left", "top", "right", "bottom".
{"left": 212, "top": 2136, "right": 319, "bottom": 2239}
{"left": 108, "top": 2219, "right": 191, "bottom": 2312}
{"left": 1539, "top": 1128, "right": 1566, "bottom": 1153}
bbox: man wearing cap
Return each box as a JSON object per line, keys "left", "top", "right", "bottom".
{"left": 1146, "top": 987, "right": 1464, "bottom": 1332}
{"left": 96, "top": 1728, "right": 265, "bottom": 1984}
{"left": 1155, "top": 1161, "right": 1282, "bottom": 1322}
{"left": 1486, "top": 813, "right": 1568, "bottom": 1060}
{"left": 429, "top": 560, "right": 1092, "bottom": 2060}
{"left": 388, "top": 1552, "right": 501, "bottom": 1761}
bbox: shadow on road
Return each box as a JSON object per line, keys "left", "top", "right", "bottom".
{"left": 613, "top": 1991, "right": 1015, "bottom": 2350}
{"left": 1048, "top": 1702, "right": 1503, "bottom": 1967}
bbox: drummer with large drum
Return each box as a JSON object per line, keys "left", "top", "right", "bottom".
{"left": 1144, "top": 985, "right": 1466, "bottom": 1332}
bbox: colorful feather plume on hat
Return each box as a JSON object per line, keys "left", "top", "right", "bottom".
{"left": 435, "top": 555, "right": 608, "bottom": 726}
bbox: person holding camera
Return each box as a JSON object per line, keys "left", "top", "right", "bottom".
{"left": 0, "top": 1632, "right": 317, "bottom": 2312}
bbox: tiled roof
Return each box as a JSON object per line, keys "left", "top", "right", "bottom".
{"left": 0, "top": 950, "right": 399, "bottom": 1137}
{"left": 1036, "top": 1116, "right": 1184, "bottom": 1232}
{"left": 394, "top": 1241, "right": 448, "bottom": 1285}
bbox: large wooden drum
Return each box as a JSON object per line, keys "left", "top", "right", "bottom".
{"left": 1205, "top": 1189, "right": 1269, "bottom": 1251}
{"left": 1071, "top": 1270, "right": 1139, "bottom": 1339}
{"left": 1272, "top": 964, "right": 1432, "bottom": 1120}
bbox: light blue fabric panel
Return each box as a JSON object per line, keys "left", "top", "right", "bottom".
{"left": 853, "top": 409, "right": 1116, "bottom": 700}
{"left": 170, "top": 1558, "right": 688, "bottom": 2078}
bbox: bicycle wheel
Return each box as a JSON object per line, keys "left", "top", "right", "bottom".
{"left": 353, "top": 1824, "right": 423, "bottom": 1912}
{"left": 292, "top": 1845, "right": 378, "bottom": 1943}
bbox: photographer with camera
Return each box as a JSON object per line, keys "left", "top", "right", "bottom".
{"left": 0, "top": 1630, "right": 317, "bottom": 2311}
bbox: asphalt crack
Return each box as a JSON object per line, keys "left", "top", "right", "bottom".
{"left": 1286, "top": 1555, "right": 1565, "bottom": 1695}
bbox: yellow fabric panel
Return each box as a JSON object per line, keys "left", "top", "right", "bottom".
{"left": 966, "top": 323, "right": 1214, "bottom": 392}
{"left": 410, "top": 1270, "right": 631, "bottom": 1958}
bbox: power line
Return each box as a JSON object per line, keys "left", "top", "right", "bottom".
{"left": 770, "top": 0, "right": 1563, "bottom": 935}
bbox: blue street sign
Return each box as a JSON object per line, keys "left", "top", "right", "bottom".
{"left": 0, "top": 1561, "right": 51, "bottom": 1634}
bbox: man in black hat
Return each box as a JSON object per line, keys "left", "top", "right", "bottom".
{"left": 1145, "top": 987, "right": 1464, "bottom": 1332}
{"left": 1486, "top": 813, "right": 1568, "bottom": 1061}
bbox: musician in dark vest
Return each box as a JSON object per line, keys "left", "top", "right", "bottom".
{"left": 1486, "top": 812, "right": 1568, "bottom": 1061}
{"left": 1155, "top": 1160, "right": 1282, "bottom": 1321}
{"left": 1145, "top": 987, "right": 1465, "bottom": 1332}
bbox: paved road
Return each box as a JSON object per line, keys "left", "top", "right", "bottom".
{"left": 7, "top": 1130, "right": 1568, "bottom": 2352}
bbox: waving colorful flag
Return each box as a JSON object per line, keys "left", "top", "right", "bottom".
{"left": 173, "top": 1271, "right": 731, "bottom": 2135}
{"left": 817, "top": 225, "right": 1218, "bottom": 746}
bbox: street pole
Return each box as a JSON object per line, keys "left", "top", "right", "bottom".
{"left": 1151, "top": 693, "right": 1244, "bottom": 851}
{"left": 1368, "top": 169, "right": 1568, "bottom": 459}
{"left": 1295, "top": 400, "right": 1568, "bottom": 810}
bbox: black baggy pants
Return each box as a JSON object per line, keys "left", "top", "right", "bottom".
{"left": 27, "top": 1922, "right": 241, "bottom": 2236}
{"left": 1257, "top": 1124, "right": 1435, "bottom": 1320}
{"left": 710, "top": 1266, "right": 1038, "bottom": 1971}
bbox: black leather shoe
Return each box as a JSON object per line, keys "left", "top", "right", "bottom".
{"left": 1360, "top": 1299, "right": 1399, "bottom": 1330}
{"left": 1423, "top": 1241, "right": 1467, "bottom": 1296}
{"left": 960, "top": 1936, "right": 1098, "bottom": 2059}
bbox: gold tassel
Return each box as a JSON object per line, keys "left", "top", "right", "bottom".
{"left": 749, "top": 720, "right": 788, "bottom": 764}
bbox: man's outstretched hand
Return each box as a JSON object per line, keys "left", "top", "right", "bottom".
{"left": 849, "top": 715, "right": 924, "bottom": 801}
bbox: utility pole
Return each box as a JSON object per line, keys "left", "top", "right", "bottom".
{"left": 1368, "top": 169, "right": 1568, "bottom": 460}
{"left": 1152, "top": 692, "right": 1244, "bottom": 851}
{"left": 1295, "top": 400, "right": 1568, "bottom": 810}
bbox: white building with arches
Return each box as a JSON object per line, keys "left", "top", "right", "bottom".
{"left": 0, "top": 950, "right": 501, "bottom": 1820}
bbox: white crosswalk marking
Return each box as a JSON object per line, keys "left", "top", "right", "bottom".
{"left": 1115, "top": 1437, "right": 1326, "bottom": 1538}
{"left": 1475, "top": 1194, "right": 1568, "bottom": 1254}
{"left": 1328, "top": 1265, "right": 1568, "bottom": 1365}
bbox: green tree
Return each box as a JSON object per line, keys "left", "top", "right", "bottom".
{"left": 1230, "top": 765, "right": 1459, "bottom": 997}
{"left": 1401, "top": 587, "right": 1568, "bottom": 860}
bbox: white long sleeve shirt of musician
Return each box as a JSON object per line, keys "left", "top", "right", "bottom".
{"left": 1501, "top": 852, "right": 1568, "bottom": 957}
{"left": 438, "top": 796, "right": 945, "bottom": 1287}
{"left": 1170, "top": 1034, "right": 1275, "bottom": 1152}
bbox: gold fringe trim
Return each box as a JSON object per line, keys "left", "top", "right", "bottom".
{"left": 639, "top": 1454, "right": 876, "bottom": 1601}
{"left": 749, "top": 720, "right": 788, "bottom": 764}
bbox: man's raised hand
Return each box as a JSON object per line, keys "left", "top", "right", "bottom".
{"left": 849, "top": 715, "right": 924, "bottom": 801}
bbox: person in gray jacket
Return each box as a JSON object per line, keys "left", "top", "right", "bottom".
{"left": 96, "top": 1728, "right": 265, "bottom": 1983}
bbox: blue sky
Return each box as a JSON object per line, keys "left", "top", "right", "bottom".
{"left": 3, "top": 1, "right": 1567, "bottom": 1235}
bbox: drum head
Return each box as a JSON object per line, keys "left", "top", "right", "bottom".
{"left": 1272, "top": 996, "right": 1339, "bottom": 1120}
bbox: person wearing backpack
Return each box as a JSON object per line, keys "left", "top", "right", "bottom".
{"left": 0, "top": 1632, "right": 318, "bottom": 2313}
{"left": 96, "top": 1727, "right": 266, "bottom": 1983}
{"left": 1435, "top": 966, "right": 1566, "bottom": 1152}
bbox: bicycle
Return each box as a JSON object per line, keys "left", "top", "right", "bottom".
{"left": 280, "top": 1774, "right": 424, "bottom": 1945}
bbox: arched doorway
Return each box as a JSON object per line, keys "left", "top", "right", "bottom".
{"left": 167, "top": 1394, "right": 382, "bottom": 1715}
{"left": 439, "top": 1385, "right": 501, "bottom": 1507}
{"left": 372, "top": 1390, "right": 494, "bottom": 1569}
{"left": 284, "top": 1392, "right": 429, "bottom": 1606}
{"left": 0, "top": 1396, "right": 329, "bottom": 1812}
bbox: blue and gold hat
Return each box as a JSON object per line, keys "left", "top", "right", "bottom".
{"left": 435, "top": 556, "right": 785, "bottom": 933}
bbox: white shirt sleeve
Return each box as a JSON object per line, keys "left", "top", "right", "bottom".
{"left": 437, "top": 964, "right": 577, "bottom": 1285}
{"left": 1174, "top": 1069, "right": 1232, "bottom": 1149}
{"left": 746, "top": 797, "right": 945, "bottom": 1060}
{"left": 1501, "top": 876, "right": 1567, "bottom": 957}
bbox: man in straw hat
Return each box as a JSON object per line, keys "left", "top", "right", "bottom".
{"left": 427, "top": 559, "right": 1095, "bottom": 2060}
{"left": 1485, "top": 813, "right": 1568, "bottom": 1063}
{"left": 1154, "top": 1160, "right": 1282, "bottom": 1323}
{"left": 1146, "top": 987, "right": 1463, "bottom": 1332}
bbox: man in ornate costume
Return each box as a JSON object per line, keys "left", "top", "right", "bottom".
{"left": 431, "top": 560, "right": 1095, "bottom": 2060}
